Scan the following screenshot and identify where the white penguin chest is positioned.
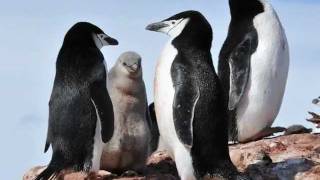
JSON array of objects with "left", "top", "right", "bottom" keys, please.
[
  {"left": 236, "top": 3, "right": 290, "bottom": 141},
  {"left": 154, "top": 42, "right": 176, "bottom": 108},
  {"left": 154, "top": 42, "right": 183, "bottom": 150}
]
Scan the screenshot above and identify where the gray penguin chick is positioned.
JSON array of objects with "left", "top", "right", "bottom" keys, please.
[{"left": 100, "top": 51, "right": 151, "bottom": 175}]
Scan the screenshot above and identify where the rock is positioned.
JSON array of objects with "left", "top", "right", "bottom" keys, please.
[
  {"left": 295, "top": 165, "right": 320, "bottom": 180},
  {"left": 24, "top": 134, "right": 320, "bottom": 180},
  {"left": 23, "top": 166, "right": 46, "bottom": 180},
  {"left": 230, "top": 133, "right": 320, "bottom": 179},
  {"left": 245, "top": 158, "right": 315, "bottom": 180},
  {"left": 284, "top": 125, "right": 312, "bottom": 135},
  {"left": 307, "top": 112, "right": 320, "bottom": 128}
]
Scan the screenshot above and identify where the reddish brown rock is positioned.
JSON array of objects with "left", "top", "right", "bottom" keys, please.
[
  {"left": 23, "top": 166, "right": 46, "bottom": 180},
  {"left": 230, "top": 133, "right": 320, "bottom": 179},
  {"left": 22, "top": 167, "right": 116, "bottom": 180}
]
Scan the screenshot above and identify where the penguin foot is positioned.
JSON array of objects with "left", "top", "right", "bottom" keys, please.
[
  {"left": 253, "top": 151, "right": 272, "bottom": 166},
  {"left": 258, "top": 126, "right": 286, "bottom": 138},
  {"left": 202, "top": 173, "right": 251, "bottom": 180},
  {"left": 121, "top": 170, "right": 139, "bottom": 177},
  {"left": 240, "top": 126, "right": 286, "bottom": 143}
]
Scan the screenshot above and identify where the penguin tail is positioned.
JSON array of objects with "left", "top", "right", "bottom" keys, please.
[
  {"left": 33, "top": 165, "right": 60, "bottom": 180},
  {"left": 34, "top": 151, "right": 65, "bottom": 180}
]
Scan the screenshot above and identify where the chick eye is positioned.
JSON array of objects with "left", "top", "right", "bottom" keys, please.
[{"left": 123, "top": 62, "right": 127, "bottom": 66}]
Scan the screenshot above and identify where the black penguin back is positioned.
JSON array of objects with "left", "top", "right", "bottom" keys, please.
[{"left": 218, "top": 0, "right": 264, "bottom": 140}]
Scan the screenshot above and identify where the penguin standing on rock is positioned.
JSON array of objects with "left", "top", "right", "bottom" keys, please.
[
  {"left": 146, "top": 11, "right": 242, "bottom": 180},
  {"left": 36, "top": 22, "right": 118, "bottom": 180},
  {"left": 218, "top": 0, "right": 290, "bottom": 143},
  {"left": 101, "top": 52, "right": 152, "bottom": 175}
]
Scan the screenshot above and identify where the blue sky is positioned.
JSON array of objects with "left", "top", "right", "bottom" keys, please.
[{"left": 0, "top": 0, "right": 319, "bottom": 179}]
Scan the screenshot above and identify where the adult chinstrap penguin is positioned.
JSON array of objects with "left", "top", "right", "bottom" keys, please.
[
  {"left": 146, "top": 10, "right": 242, "bottom": 180},
  {"left": 100, "top": 51, "right": 152, "bottom": 175},
  {"left": 35, "top": 22, "right": 118, "bottom": 180},
  {"left": 218, "top": 0, "right": 290, "bottom": 143}
]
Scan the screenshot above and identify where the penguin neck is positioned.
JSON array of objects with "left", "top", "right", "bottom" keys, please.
[
  {"left": 57, "top": 46, "right": 103, "bottom": 66},
  {"left": 229, "top": 0, "right": 264, "bottom": 19},
  {"left": 62, "top": 34, "right": 97, "bottom": 50},
  {"left": 171, "top": 30, "right": 212, "bottom": 51},
  {"left": 113, "top": 74, "right": 142, "bottom": 96}
]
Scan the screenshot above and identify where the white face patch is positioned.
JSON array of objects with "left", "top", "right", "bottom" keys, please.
[
  {"left": 157, "top": 18, "right": 190, "bottom": 38},
  {"left": 92, "top": 33, "right": 111, "bottom": 49}
]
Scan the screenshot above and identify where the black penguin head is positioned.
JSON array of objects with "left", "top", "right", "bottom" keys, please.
[
  {"left": 229, "top": 0, "right": 264, "bottom": 17},
  {"left": 62, "top": 22, "right": 118, "bottom": 49},
  {"left": 146, "top": 10, "right": 212, "bottom": 49},
  {"left": 116, "top": 51, "right": 142, "bottom": 78}
]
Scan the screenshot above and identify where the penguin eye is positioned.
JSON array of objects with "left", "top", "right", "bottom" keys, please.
[{"left": 172, "top": 21, "right": 176, "bottom": 25}]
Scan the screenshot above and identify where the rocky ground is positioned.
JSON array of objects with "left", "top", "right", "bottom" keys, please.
[
  {"left": 24, "top": 133, "right": 320, "bottom": 180},
  {"left": 230, "top": 133, "right": 320, "bottom": 180}
]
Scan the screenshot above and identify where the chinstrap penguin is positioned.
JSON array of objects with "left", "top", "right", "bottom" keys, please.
[
  {"left": 35, "top": 22, "right": 118, "bottom": 180},
  {"left": 146, "top": 10, "right": 243, "bottom": 180},
  {"left": 218, "top": 0, "right": 290, "bottom": 143},
  {"left": 100, "top": 51, "right": 152, "bottom": 175}
]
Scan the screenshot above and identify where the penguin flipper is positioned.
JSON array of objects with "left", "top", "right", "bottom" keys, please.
[
  {"left": 172, "top": 82, "right": 200, "bottom": 147},
  {"left": 44, "top": 100, "right": 54, "bottom": 153},
  {"left": 44, "top": 141, "right": 50, "bottom": 153},
  {"left": 44, "top": 129, "right": 51, "bottom": 153},
  {"left": 228, "top": 32, "right": 258, "bottom": 110},
  {"left": 90, "top": 79, "right": 114, "bottom": 143}
]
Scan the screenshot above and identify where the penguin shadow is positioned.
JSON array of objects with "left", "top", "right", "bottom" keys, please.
[
  {"left": 143, "top": 151, "right": 179, "bottom": 180},
  {"left": 243, "top": 153, "right": 315, "bottom": 180}
]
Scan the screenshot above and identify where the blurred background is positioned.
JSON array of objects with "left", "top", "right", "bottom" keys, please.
[{"left": 0, "top": 0, "right": 319, "bottom": 179}]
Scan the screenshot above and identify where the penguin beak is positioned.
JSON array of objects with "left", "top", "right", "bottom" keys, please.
[
  {"left": 104, "top": 36, "right": 119, "bottom": 45},
  {"left": 146, "top": 22, "right": 169, "bottom": 32},
  {"left": 130, "top": 63, "right": 139, "bottom": 72},
  {"left": 126, "top": 63, "right": 140, "bottom": 73}
]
